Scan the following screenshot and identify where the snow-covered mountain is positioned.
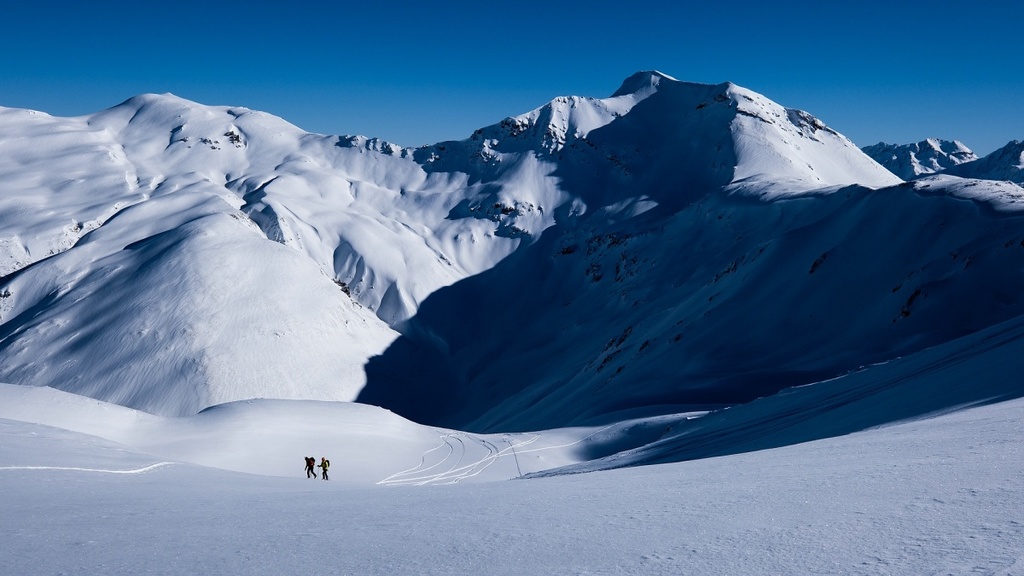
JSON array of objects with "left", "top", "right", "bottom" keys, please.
[
  {"left": 1, "top": 71, "right": 1022, "bottom": 440},
  {"left": 0, "top": 93, "right": 540, "bottom": 414},
  {"left": 4, "top": 71, "right": 1023, "bottom": 575},
  {"left": 863, "top": 138, "right": 1024, "bottom": 186},
  {"left": 946, "top": 139, "right": 1024, "bottom": 183},
  {"left": 861, "top": 138, "right": 977, "bottom": 180}
]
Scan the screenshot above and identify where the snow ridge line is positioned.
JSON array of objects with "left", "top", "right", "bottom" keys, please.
[{"left": 0, "top": 462, "right": 176, "bottom": 474}]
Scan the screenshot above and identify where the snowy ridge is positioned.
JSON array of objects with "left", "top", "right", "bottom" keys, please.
[
  {"left": 723, "top": 83, "right": 901, "bottom": 195},
  {"left": 947, "top": 139, "right": 1024, "bottom": 184},
  {"left": 452, "top": 71, "right": 899, "bottom": 205},
  {"left": 864, "top": 138, "right": 1024, "bottom": 186},
  {"left": 862, "top": 138, "right": 977, "bottom": 180}
]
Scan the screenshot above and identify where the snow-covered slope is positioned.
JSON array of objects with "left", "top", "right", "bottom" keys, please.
[
  {"left": 544, "top": 301, "right": 1024, "bottom": 473},
  {"left": 947, "top": 139, "right": 1024, "bottom": 184},
  {"left": 0, "top": 382, "right": 647, "bottom": 483},
  {"left": 862, "top": 138, "right": 977, "bottom": 180},
  {"left": 0, "top": 95, "right": 543, "bottom": 415},
  {"left": 0, "top": 198, "right": 396, "bottom": 414},
  {"left": 360, "top": 175, "right": 1024, "bottom": 431},
  {"left": 2, "top": 384, "right": 1022, "bottom": 574},
  {"left": 0, "top": 94, "right": 530, "bottom": 323}
]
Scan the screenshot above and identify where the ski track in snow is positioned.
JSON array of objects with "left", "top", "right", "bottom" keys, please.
[
  {"left": 0, "top": 462, "right": 175, "bottom": 475},
  {"left": 377, "top": 432, "right": 511, "bottom": 486},
  {"left": 379, "top": 425, "right": 616, "bottom": 486}
]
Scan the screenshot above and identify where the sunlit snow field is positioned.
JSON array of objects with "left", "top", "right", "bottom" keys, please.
[{"left": 1, "top": 384, "right": 1022, "bottom": 575}]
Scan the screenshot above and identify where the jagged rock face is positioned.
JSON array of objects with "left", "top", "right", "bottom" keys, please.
[
  {"left": 0, "top": 72, "right": 1021, "bottom": 425},
  {"left": 862, "top": 138, "right": 977, "bottom": 180}
]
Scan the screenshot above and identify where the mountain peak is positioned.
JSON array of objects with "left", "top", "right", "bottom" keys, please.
[
  {"left": 862, "top": 139, "right": 977, "bottom": 180},
  {"left": 946, "top": 139, "right": 1024, "bottom": 184},
  {"left": 611, "top": 70, "right": 679, "bottom": 98},
  {"left": 117, "top": 92, "right": 187, "bottom": 107},
  {"left": 461, "top": 74, "right": 897, "bottom": 200}
]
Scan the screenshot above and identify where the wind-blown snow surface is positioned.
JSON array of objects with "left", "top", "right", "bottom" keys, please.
[{"left": 1, "top": 387, "right": 1021, "bottom": 574}]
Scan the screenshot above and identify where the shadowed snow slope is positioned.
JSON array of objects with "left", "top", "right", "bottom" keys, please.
[
  {"left": 360, "top": 177, "right": 1024, "bottom": 431},
  {"left": 540, "top": 306, "right": 1024, "bottom": 473}
]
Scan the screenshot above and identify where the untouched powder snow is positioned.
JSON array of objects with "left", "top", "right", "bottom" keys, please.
[{"left": 3, "top": 280, "right": 1023, "bottom": 571}]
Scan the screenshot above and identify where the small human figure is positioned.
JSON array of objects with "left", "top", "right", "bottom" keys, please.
[
  {"left": 305, "top": 456, "right": 317, "bottom": 479},
  {"left": 319, "top": 457, "right": 330, "bottom": 481}
]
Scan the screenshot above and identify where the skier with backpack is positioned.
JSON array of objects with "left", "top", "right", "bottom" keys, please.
[
  {"left": 319, "top": 457, "right": 330, "bottom": 481},
  {"left": 304, "top": 456, "right": 317, "bottom": 479}
]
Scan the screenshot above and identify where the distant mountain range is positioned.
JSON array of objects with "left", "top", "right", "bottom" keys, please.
[
  {"left": 2, "top": 71, "right": 1023, "bottom": 441},
  {"left": 863, "top": 138, "right": 1024, "bottom": 183}
]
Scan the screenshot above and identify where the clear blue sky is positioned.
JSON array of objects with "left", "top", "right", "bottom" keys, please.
[{"left": 2, "top": 1, "right": 1021, "bottom": 154}]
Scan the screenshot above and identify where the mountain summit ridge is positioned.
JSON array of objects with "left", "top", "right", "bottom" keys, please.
[
  {"left": 862, "top": 139, "right": 978, "bottom": 180},
  {"left": 610, "top": 69, "right": 680, "bottom": 98},
  {"left": 947, "top": 139, "right": 1024, "bottom": 183}
]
